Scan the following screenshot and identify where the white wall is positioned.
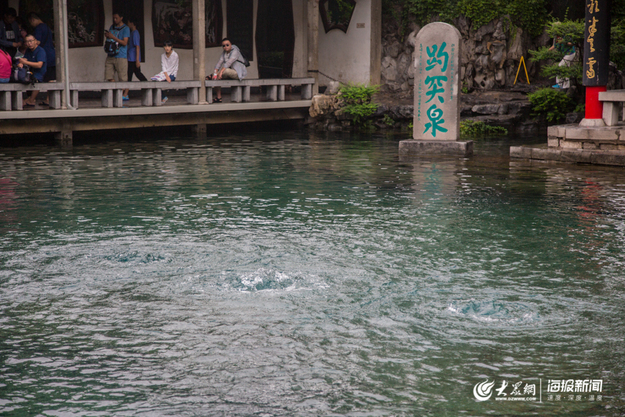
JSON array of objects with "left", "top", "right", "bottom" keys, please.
[{"left": 318, "top": 0, "right": 373, "bottom": 86}]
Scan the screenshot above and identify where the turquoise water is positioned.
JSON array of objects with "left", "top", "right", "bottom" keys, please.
[{"left": 0, "top": 130, "right": 624, "bottom": 416}]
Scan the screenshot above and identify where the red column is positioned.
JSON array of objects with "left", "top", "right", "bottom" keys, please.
[{"left": 585, "top": 85, "right": 606, "bottom": 119}]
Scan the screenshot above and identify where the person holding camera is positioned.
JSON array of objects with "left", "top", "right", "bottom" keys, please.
[
  {"left": 104, "top": 12, "right": 129, "bottom": 84},
  {"left": 17, "top": 34, "right": 46, "bottom": 107}
]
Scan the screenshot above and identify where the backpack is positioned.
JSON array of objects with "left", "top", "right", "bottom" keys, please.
[
  {"left": 11, "top": 65, "right": 34, "bottom": 84},
  {"left": 238, "top": 51, "right": 250, "bottom": 67},
  {"left": 104, "top": 24, "right": 126, "bottom": 56},
  {"left": 104, "top": 39, "right": 120, "bottom": 56}
]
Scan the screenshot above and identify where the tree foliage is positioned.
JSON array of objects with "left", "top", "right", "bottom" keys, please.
[
  {"left": 384, "top": 0, "right": 548, "bottom": 38},
  {"left": 528, "top": 19, "right": 584, "bottom": 84}
]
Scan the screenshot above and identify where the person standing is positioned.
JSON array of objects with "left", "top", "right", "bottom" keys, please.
[
  {"left": 17, "top": 34, "right": 46, "bottom": 107},
  {"left": 15, "top": 18, "right": 28, "bottom": 58},
  {"left": 549, "top": 35, "right": 576, "bottom": 89},
  {"left": 104, "top": 12, "right": 129, "bottom": 83},
  {"left": 123, "top": 16, "right": 147, "bottom": 101},
  {"left": 0, "top": 8, "right": 23, "bottom": 59},
  {"left": 27, "top": 12, "right": 56, "bottom": 82}
]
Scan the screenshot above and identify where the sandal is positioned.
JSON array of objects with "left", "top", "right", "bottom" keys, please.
[{"left": 213, "top": 97, "right": 222, "bottom": 103}]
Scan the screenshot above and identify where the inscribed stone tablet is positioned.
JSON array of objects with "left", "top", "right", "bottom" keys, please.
[{"left": 413, "top": 22, "right": 461, "bottom": 141}]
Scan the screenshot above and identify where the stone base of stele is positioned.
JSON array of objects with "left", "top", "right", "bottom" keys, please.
[{"left": 399, "top": 140, "right": 473, "bottom": 157}]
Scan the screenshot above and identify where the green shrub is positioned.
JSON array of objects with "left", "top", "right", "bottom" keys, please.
[
  {"left": 528, "top": 87, "right": 573, "bottom": 122},
  {"left": 459, "top": 120, "right": 508, "bottom": 138},
  {"left": 382, "top": 114, "right": 396, "bottom": 126},
  {"left": 339, "top": 84, "right": 379, "bottom": 128},
  {"left": 342, "top": 103, "right": 379, "bottom": 125},
  {"left": 339, "top": 83, "right": 379, "bottom": 104}
]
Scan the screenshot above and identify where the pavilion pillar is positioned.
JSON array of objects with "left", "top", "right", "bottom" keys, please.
[
  {"left": 307, "top": 0, "right": 319, "bottom": 95},
  {"left": 52, "top": 0, "right": 67, "bottom": 109},
  {"left": 370, "top": 0, "right": 382, "bottom": 85},
  {"left": 193, "top": 0, "right": 207, "bottom": 104},
  {"left": 580, "top": 0, "right": 611, "bottom": 127}
]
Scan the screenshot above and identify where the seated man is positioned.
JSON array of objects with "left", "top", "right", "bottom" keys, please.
[
  {"left": 17, "top": 34, "right": 46, "bottom": 107},
  {"left": 209, "top": 38, "right": 247, "bottom": 103}
]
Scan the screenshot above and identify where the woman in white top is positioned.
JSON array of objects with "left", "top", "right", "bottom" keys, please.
[{"left": 151, "top": 40, "right": 179, "bottom": 103}]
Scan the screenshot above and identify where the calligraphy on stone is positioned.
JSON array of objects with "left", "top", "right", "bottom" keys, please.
[{"left": 423, "top": 42, "right": 449, "bottom": 137}]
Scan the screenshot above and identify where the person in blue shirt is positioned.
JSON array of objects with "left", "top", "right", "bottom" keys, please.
[
  {"left": 104, "top": 12, "right": 130, "bottom": 82},
  {"left": 17, "top": 34, "right": 46, "bottom": 107},
  {"left": 122, "top": 16, "right": 147, "bottom": 101},
  {"left": 27, "top": 12, "right": 56, "bottom": 82}
]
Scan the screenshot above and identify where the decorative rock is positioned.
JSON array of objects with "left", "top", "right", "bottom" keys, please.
[
  {"left": 325, "top": 81, "right": 340, "bottom": 95},
  {"left": 490, "top": 41, "right": 507, "bottom": 67},
  {"left": 495, "top": 69, "right": 506, "bottom": 85},
  {"left": 386, "top": 42, "right": 403, "bottom": 59},
  {"left": 381, "top": 56, "right": 397, "bottom": 82},
  {"left": 507, "top": 27, "right": 524, "bottom": 61},
  {"left": 406, "top": 29, "right": 420, "bottom": 49},
  {"left": 454, "top": 16, "right": 470, "bottom": 37},
  {"left": 475, "top": 20, "right": 496, "bottom": 42},
  {"left": 472, "top": 104, "right": 502, "bottom": 115},
  {"left": 327, "top": 123, "right": 343, "bottom": 132},
  {"left": 396, "top": 53, "right": 412, "bottom": 82},
  {"left": 492, "top": 20, "right": 506, "bottom": 41},
  {"left": 565, "top": 112, "right": 584, "bottom": 124},
  {"left": 309, "top": 94, "right": 338, "bottom": 118}
]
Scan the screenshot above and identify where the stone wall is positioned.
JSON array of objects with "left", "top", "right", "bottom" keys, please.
[{"left": 381, "top": 16, "right": 551, "bottom": 94}]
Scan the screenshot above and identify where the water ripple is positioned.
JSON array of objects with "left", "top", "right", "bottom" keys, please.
[{"left": 0, "top": 133, "right": 624, "bottom": 415}]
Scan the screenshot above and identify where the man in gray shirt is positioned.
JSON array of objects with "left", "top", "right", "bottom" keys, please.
[{"left": 209, "top": 38, "right": 247, "bottom": 103}]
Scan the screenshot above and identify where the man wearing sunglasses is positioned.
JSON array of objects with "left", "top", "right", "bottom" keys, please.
[{"left": 209, "top": 38, "right": 247, "bottom": 103}]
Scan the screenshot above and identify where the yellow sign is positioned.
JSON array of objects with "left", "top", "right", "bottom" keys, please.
[{"left": 514, "top": 56, "right": 530, "bottom": 85}]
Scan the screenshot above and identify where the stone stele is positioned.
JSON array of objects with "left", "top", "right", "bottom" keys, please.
[{"left": 400, "top": 22, "right": 472, "bottom": 156}]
